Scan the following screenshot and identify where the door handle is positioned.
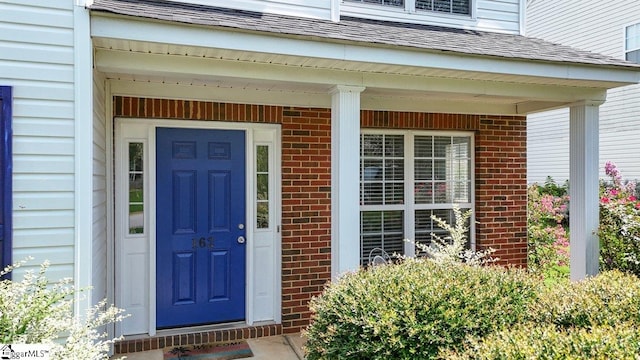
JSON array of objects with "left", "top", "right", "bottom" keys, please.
[{"left": 237, "top": 236, "right": 246, "bottom": 244}]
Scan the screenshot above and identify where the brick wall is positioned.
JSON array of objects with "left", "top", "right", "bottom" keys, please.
[{"left": 114, "top": 97, "right": 527, "bottom": 335}]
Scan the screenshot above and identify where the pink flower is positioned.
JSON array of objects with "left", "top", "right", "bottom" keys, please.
[
  {"left": 601, "top": 197, "right": 610, "bottom": 204},
  {"left": 610, "top": 189, "right": 619, "bottom": 196},
  {"left": 629, "top": 196, "right": 638, "bottom": 202}
]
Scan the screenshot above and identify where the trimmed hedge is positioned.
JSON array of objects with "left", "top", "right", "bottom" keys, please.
[
  {"left": 445, "top": 323, "right": 640, "bottom": 360},
  {"left": 305, "top": 259, "right": 540, "bottom": 360},
  {"left": 306, "top": 261, "right": 640, "bottom": 359},
  {"left": 531, "top": 270, "right": 640, "bottom": 328}
]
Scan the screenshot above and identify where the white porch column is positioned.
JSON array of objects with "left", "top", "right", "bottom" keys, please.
[
  {"left": 330, "top": 85, "right": 365, "bottom": 279},
  {"left": 569, "top": 102, "right": 601, "bottom": 280}
]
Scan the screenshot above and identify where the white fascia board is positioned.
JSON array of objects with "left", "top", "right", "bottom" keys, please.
[
  {"left": 90, "top": 14, "right": 640, "bottom": 86},
  {"left": 96, "top": 49, "right": 608, "bottom": 103}
]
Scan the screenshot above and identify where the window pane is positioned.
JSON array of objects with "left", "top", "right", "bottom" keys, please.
[
  {"left": 256, "top": 145, "right": 268, "bottom": 172},
  {"left": 257, "top": 174, "right": 268, "bottom": 200},
  {"left": 434, "top": 0, "right": 451, "bottom": 12},
  {"left": 256, "top": 145, "right": 270, "bottom": 229},
  {"left": 434, "top": 182, "right": 448, "bottom": 203},
  {"left": 434, "top": 159, "right": 447, "bottom": 180},
  {"left": 128, "top": 142, "right": 144, "bottom": 234},
  {"left": 385, "top": 135, "right": 404, "bottom": 157},
  {"left": 452, "top": 0, "right": 469, "bottom": 14},
  {"left": 627, "top": 49, "right": 640, "bottom": 64},
  {"left": 360, "top": 210, "right": 404, "bottom": 265},
  {"left": 415, "top": 181, "right": 433, "bottom": 204},
  {"left": 257, "top": 202, "right": 269, "bottom": 229},
  {"left": 415, "top": 159, "right": 433, "bottom": 180},
  {"left": 416, "top": 0, "right": 433, "bottom": 11},
  {"left": 434, "top": 136, "right": 451, "bottom": 157},
  {"left": 362, "top": 134, "right": 383, "bottom": 157},
  {"left": 415, "top": 209, "right": 470, "bottom": 249},
  {"left": 385, "top": 182, "right": 404, "bottom": 204},
  {"left": 415, "top": 136, "right": 433, "bottom": 157},
  {"left": 385, "top": 159, "right": 404, "bottom": 181},
  {"left": 360, "top": 134, "right": 405, "bottom": 206}
]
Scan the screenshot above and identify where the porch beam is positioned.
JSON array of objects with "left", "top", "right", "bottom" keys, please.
[
  {"left": 330, "top": 85, "right": 365, "bottom": 278},
  {"left": 569, "top": 102, "right": 602, "bottom": 280},
  {"left": 109, "top": 79, "right": 526, "bottom": 115}
]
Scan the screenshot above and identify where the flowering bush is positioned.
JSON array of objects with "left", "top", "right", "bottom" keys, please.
[
  {"left": 599, "top": 161, "right": 640, "bottom": 276},
  {"left": 0, "top": 259, "right": 127, "bottom": 360},
  {"left": 410, "top": 206, "right": 496, "bottom": 266},
  {"left": 527, "top": 178, "right": 570, "bottom": 281}
]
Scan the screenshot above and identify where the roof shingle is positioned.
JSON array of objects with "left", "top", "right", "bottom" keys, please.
[{"left": 89, "top": 0, "right": 639, "bottom": 69}]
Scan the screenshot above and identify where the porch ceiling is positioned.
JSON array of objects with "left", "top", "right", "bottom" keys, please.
[{"left": 94, "top": 38, "right": 600, "bottom": 116}]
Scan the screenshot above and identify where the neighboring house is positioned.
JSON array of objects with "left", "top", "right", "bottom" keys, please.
[
  {"left": 527, "top": 0, "right": 640, "bottom": 183},
  {"left": 1, "top": 0, "right": 639, "bottom": 355}
]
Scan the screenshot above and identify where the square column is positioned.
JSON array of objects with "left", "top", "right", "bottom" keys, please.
[
  {"left": 569, "top": 102, "right": 601, "bottom": 280},
  {"left": 330, "top": 85, "right": 365, "bottom": 279}
]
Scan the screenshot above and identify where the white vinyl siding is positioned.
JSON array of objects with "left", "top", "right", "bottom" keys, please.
[
  {"left": 0, "top": 0, "right": 76, "bottom": 280},
  {"left": 341, "top": 0, "right": 521, "bottom": 34},
  {"left": 526, "top": 0, "right": 640, "bottom": 183},
  {"left": 92, "top": 70, "right": 108, "bottom": 304}
]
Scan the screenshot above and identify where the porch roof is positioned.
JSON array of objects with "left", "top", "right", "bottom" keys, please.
[
  {"left": 89, "top": 0, "right": 637, "bottom": 70},
  {"left": 88, "top": 0, "right": 640, "bottom": 115}
]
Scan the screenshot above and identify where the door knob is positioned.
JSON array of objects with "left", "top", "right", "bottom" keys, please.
[{"left": 237, "top": 236, "right": 246, "bottom": 244}]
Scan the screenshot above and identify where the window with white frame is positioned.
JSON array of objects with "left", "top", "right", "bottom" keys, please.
[
  {"left": 360, "top": 131, "right": 473, "bottom": 265},
  {"left": 345, "top": 0, "right": 471, "bottom": 15},
  {"left": 626, "top": 23, "right": 640, "bottom": 63}
]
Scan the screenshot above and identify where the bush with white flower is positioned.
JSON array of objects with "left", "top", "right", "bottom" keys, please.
[{"left": 0, "top": 259, "right": 127, "bottom": 360}]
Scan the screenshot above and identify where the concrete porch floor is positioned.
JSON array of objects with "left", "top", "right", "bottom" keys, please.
[{"left": 113, "top": 334, "right": 306, "bottom": 360}]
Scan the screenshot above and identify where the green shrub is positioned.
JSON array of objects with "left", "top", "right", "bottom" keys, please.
[
  {"left": 531, "top": 270, "right": 640, "bottom": 328},
  {"left": 304, "top": 259, "right": 540, "bottom": 360},
  {"left": 444, "top": 323, "right": 640, "bottom": 360},
  {"left": 0, "top": 259, "right": 127, "bottom": 360}
]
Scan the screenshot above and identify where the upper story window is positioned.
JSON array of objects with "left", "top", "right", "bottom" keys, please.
[
  {"left": 416, "top": 0, "right": 470, "bottom": 15},
  {"left": 346, "top": 0, "right": 471, "bottom": 15},
  {"left": 625, "top": 23, "right": 640, "bottom": 63}
]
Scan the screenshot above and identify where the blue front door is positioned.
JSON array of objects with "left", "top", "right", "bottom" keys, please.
[{"left": 156, "top": 127, "right": 246, "bottom": 328}]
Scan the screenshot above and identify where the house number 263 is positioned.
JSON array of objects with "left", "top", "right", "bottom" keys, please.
[{"left": 192, "top": 236, "right": 214, "bottom": 249}]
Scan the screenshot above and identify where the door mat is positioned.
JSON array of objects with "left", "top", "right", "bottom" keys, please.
[{"left": 164, "top": 342, "right": 253, "bottom": 360}]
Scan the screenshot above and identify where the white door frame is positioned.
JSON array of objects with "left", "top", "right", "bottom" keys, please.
[{"left": 114, "top": 117, "right": 282, "bottom": 336}]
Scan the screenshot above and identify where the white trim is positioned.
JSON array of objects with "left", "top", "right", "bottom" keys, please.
[
  {"left": 114, "top": 117, "right": 281, "bottom": 335},
  {"left": 569, "top": 103, "right": 600, "bottom": 280},
  {"left": 73, "top": 4, "right": 94, "bottom": 315},
  {"left": 105, "top": 79, "right": 116, "bottom": 339},
  {"left": 519, "top": 0, "right": 526, "bottom": 35},
  {"left": 331, "top": 85, "right": 365, "bottom": 278}
]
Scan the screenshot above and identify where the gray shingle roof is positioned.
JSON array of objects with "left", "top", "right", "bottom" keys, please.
[{"left": 89, "top": 0, "right": 639, "bottom": 69}]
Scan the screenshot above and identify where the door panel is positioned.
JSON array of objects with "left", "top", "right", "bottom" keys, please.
[{"left": 156, "top": 127, "right": 246, "bottom": 328}]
